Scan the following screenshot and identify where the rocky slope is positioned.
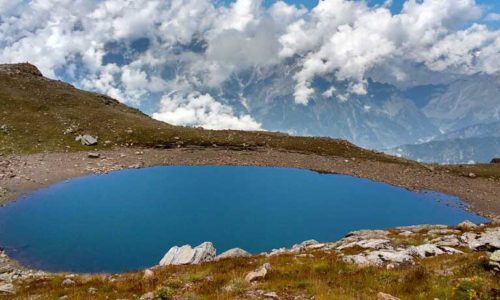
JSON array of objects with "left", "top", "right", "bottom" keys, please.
[{"left": 2, "top": 222, "right": 499, "bottom": 299}]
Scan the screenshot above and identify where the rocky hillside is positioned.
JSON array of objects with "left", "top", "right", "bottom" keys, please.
[
  {"left": 0, "top": 63, "right": 403, "bottom": 164},
  {"left": 2, "top": 221, "right": 499, "bottom": 299}
]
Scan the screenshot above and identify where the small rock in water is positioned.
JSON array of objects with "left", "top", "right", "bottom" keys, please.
[
  {"left": 245, "top": 263, "right": 272, "bottom": 282},
  {"left": 159, "top": 242, "right": 216, "bottom": 265},
  {"left": 377, "top": 292, "right": 401, "bottom": 300},
  {"left": 215, "top": 248, "right": 251, "bottom": 260}
]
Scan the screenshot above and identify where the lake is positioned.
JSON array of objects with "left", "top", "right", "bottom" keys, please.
[{"left": 0, "top": 166, "right": 488, "bottom": 273}]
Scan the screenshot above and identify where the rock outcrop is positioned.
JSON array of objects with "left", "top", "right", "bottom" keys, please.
[
  {"left": 76, "top": 135, "right": 98, "bottom": 146},
  {"left": 245, "top": 263, "right": 272, "bottom": 282},
  {"left": 215, "top": 248, "right": 251, "bottom": 261},
  {"left": 159, "top": 242, "right": 216, "bottom": 266}
]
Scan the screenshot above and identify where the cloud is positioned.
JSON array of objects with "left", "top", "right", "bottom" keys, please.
[
  {"left": 0, "top": 0, "right": 499, "bottom": 119},
  {"left": 485, "top": 13, "right": 500, "bottom": 22},
  {"left": 152, "top": 92, "right": 262, "bottom": 130}
]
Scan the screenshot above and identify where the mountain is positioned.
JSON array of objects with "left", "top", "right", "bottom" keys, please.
[
  {"left": 388, "top": 137, "right": 500, "bottom": 164},
  {"left": 433, "top": 121, "right": 500, "bottom": 141},
  {"left": 0, "top": 62, "right": 402, "bottom": 164},
  {"left": 206, "top": 63, "right": 438, "bottom": 150}
]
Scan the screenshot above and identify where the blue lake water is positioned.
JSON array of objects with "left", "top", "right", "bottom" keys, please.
[{"left": 0, "top": 166, "right": 488, "bottom": 273}]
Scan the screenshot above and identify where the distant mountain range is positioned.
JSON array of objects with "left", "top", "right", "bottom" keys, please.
[{"left": 191, "top": 61, "right": 499, "bottom": 163}]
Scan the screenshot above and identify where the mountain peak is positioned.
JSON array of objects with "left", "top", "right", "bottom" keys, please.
[{"left": 0, "top": 62, "right": 43, "bottom": 77}]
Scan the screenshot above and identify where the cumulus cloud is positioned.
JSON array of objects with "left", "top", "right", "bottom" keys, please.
[
  {"left": 152, "top": 92, "right": 262, "bottom": 130},
  {"left": 0, "top": 0, "right": 499, "bottom": 121}
]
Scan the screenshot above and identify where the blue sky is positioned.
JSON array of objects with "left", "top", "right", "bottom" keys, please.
[{"left": 222, "top": 0, "right": 500, "bottom": 15}]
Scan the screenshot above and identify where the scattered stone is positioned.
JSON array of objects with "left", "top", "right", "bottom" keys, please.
[
  {"left": 75, "top": 135, "right": 98, "bottom": 146},
  {"left": 139, "top": 292, "right": 155, "bottom": 300},
  {"left": 143, "top": 269, "right": 154, "bottom": 279},
  {"left": 87, "top": 152, "right": 100, "bottom": 159},
  {"left": 58, "top": 296, "right": 68, "bottom": 300},
  {"left": 463, "top": 227, "right": 500, "bottom": 251},
  {"left": 337, "top": 239, "right": 391, "bottom": 250},
  {"left": 457, "top": 220, "right": 477, "bottom": 230},
  {"left": 489, "top": 250, "right": 500, "bottom": 272},
  {"left": 159, "top": 242, "right": 216, "bottom": 266},
  {"left": 245, "top": 263, "right": 272, "bottom": 282},
  {"left": 0, "top": 283, "right": 15, "bottom": 294},
  {"left": 88, "top": 287, "right": 97, "bottom": 294},
  {"left": 407, "top": 244, "right": 462, "bottom": 258},
  {"left": 468, "top": 172, "right": 477, "bottom": 178},
  {"left": 431, "top": 235, "right": 463, "bottom": 247},
  {"left": 215, "top": 248, "right": 251, "bottom": 260},
  {"left": 377, "top": 292, "right": 400, "bottom": 300},
  {"left": 61, "top": 278, "right": 75, "bottom": 287},
  {"left": 264, "top": 291, "right": 280, "bottom": 299}
]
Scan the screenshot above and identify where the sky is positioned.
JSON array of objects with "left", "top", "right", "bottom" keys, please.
[{"left": 1, "top": 0, "right": 500, "bottom": 130}]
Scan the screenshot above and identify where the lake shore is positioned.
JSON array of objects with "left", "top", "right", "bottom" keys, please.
[{"left": 1, "top": 147, "right": 499, "bottom": 218}]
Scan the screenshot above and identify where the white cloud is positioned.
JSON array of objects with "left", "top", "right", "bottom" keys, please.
[
  {"left": 0, "top": 0, "right": 499, "bottom": 118},
  {"left": 485, "top": 13, "right": 500, "bottom": 22},
  {"left": 152, "top": 92, "right": 262, "bottom": 130}
]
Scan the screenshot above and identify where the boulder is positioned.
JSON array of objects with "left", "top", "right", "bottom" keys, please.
[
  {"left": 215, "top": 248, "right": 251, "bottom": 260},
  {"left": 463, "top": 227, "right": 500, "bottom": 251},
  {"left": 61, "top": 278, "right": 75, "bottom": 287},
  {"left": 407, "top": 244, "right": 462, "bottom": 258},
  {"left": 431, "top": 235, "right": 464, "bottom": 247},
  {"left": 377, "top": 292, "right": 400, "bottom": 300},
  {"left": 245, "top": 263, "right": 272, "bottom": 282},
  {"left": 159, "top": 242, "right": 216, "bottom": 266},
  {"left": 490, "top": 158, "right": 500, "bottom": 164},
  {"left": 0, "top": 283, "right": 15, "bottom": 295},
  {"left": 344, "top": 250, "right": 413, "bottom": 266},
  {"left": 76, "top": 135, "right": 98, "bottom": 146},
  {"left": 264, "top": 291, "right": 279, "bottom": 299},
  {"left": 489, "top": 250, "right": 500, "bottom": 272},
  {"left": 457, "top": 220, "right": 477, "bottom": 230},
  {"left": 139, "top": 292, "right": 155, "bottom": 300},
  {"left": 337, "top": 239, "right": 391, "bottom": 250},
  {"left": 87, "top": 152, "right": 100, "bottom": 159},
  {"left": 143, "top": 269, "right": 154, "bottom": 279}
]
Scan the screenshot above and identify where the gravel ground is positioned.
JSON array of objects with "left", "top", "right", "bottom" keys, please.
[{"left": 1, "top": 147, "right": 499, "bottom": 218}]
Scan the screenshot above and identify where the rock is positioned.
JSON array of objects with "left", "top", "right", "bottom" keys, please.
[
  {"left": 159, "top": 242, "right": 216, "bottom": 266},
  {"left": 377, "top": 292, "right": 400, "bottom": 300},
  {"left": 491, "top": 158, "right": 500, "bottom": 164},
  {"left": 468, "top": 172, "right": 477, "bottom": 178},
  {"left": 143, "top": 269, "right": 154, "bottom": 279},
  {"left": 61, "top": 278, "right": 75, "bottom": 287},
  {"left": 0, "top": 283, "right": 15, "bottom": 294},
  {"left": 344, "top": 250, "right": 413, "bottom": 266},
  {"left": 464, "top": 227, "right": 500, "bottom": 251},
  {"left": 395, "top": 224, "right": 447, "bottom": 233},
  {"left": 337, "top": 239, "right": 391, "bottom": 250},
  {"left": 139, "top": 292, "right": 155, "bottom": 300},
  {"left": 457, "top": 220, "right": 477, "bottom": 230},
  {"left": 431, "top": 235, "right": 464, "bottom": 247},
  {"left": 215, "top": 248, "right": 251, "bottom": 260},
  {"left": 489, "top": 250, "right": 500, "bottom": 272},
  {"left": 75, "top": 135, "right": 98, "bottom": 146},
  {"left": 264, "top": 291, "right": 280, "bottom": 299},
  {"left": 88, "top": 287, "right": 97, "bottom": 294},
  {"left": 87, "top": 152, "right": 100, "bottom": 159},
  {"left": 407, "top": 244, "right": 462, "bottom": 258},
  {"left": 245, "top": 263, "right": 272, "bottom": 282}
]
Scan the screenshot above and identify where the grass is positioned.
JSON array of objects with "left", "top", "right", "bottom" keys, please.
[
  {"left": 2, "top": 63, "right": 499, "bottom": 179},
  {"left": 9, "top": 250, "right": 499, "bottom": 299}
]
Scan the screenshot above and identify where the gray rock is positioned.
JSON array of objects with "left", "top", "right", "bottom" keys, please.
[
  {"left": 431, "top": 235, "right": 464, "bottom": 247},
  {"left": 264, "top": 291, "right": 280, "bottom": 299},
  {"left": 395, "top": 224, "right": 448, "bottom": 233},
  {"left": 344, "top": 250, "right": 413, "bottom": 266},
  {"left": 337, "top": 239, "right": 391, "bottom": 250},
  {"left": 87, "top": 152, "right": 100, "bottom": 159},
  {"left": 407, "top": 244, "right": 462, "bottom": 258},
  {"left": 139, "top": 292, "right": 155, "bottom": 300},
  {"left": 377, "top": 292, "right": 400, "bottom": 300},
  {"left": 75, "top": 135, "right": 98, "bottom": 146},
  {"left": 159, "top": 242, "right": 216, "bottom": 266},
  {"left": 0, "top": 283, "right": 15, "bottom": 294},
  {"left": 457, "top": 220, "right": 477, "bottom": 230},
  {"left": 61, "top": 278, "right": 75, "bottom": 287},
  {"left": 143, "top": 269, "right": 154, "bottom": 279},
  {"left": 245, "top": 263, "right": 272, "bottom": 282},
  {"left": 490, "top": 251, "right": 500, "bottom": 272},
  {"left": 464, "top": 227, "right": 500, "bottom": 251},
  {"left": 215, "top": 248, "right": 251, "bottom": 260}
]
